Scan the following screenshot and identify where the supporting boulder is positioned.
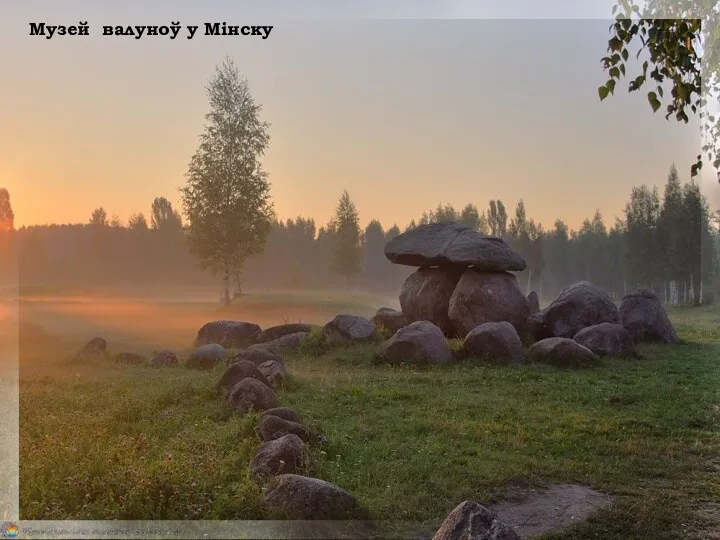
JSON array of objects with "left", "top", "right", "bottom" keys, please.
[
  {"left": 448, "top": 270, "right": 530, "bottom": 338},
  {"left": 400, "top": 267, "right": 463, "bottom": 336}
]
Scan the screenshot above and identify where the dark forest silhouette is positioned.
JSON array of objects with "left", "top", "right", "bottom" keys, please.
[{"left": 1, "top": 164, "right": 718, "bottom": 305}]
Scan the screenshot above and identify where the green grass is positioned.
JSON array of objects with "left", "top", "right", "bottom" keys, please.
[{"left": 15, "top": 298, "right": 720, "bottom": 539}]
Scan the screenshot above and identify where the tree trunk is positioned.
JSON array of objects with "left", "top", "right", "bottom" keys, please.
[
  {"left": 234, "top": 269, "right": 243, "bottom": 298},
  {"left": 526, "top": 268, "right": 533, "bottom": 295},
  {"left": 223, "top": 266, "right": 231, "bottom": 306}
]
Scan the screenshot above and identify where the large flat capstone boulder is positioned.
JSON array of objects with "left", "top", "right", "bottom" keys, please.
[{"left": 384, "top": 222, "right": 527, "bottom": 271}]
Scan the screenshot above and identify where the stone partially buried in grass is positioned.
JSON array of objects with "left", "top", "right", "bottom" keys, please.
[
  {"left": 264, "top": 474, "right": 363, "bottom": 520},
  {"left": 256, "top": 323, "right": 314, "bottom": 343},
  {"left": 227, "top": 377, "right": 278, "bottom": 415},
  {"left": 229, "top": 347, "right": 281, "bottom": 367},
  {"left": 150, "top": 349, "right": 178, "bottom": 367},
  {"left": 256, "top": 414, "right": 310, "bottom": 442},
  {"left": 73, "top": 337, "right": 108, "bottom": 361},
  {"left": 375, "top": 320, "right": 452, "bottom": 366},
  {"left": 257, "top": 358, "right": 287, "bottom": 386},
  {"left": 194, "top": 320, "right": 261, "bottom": 349},
  {"left": 216, "top": 360, "right": 272, "bottom": 396},
  {"left": 186, "top": 344, "right": 229, "bottom": 370},
  {"left": 619, "top": 289, "right": 680, "bottom": 344},
  {"left": 370, "top": 307, "right": 407, "bottom": 334},
  {"left": 248, "top": 332, "right": 308, "bottom": 355},
  {"left": 432, "top": 500, "right": 519, "bottom": 540},
  {"left": 322, "top": 314, "right": 376, "bottom": 344},
  {"left": 261, "top": 407, "right": 302, "bottom": 424},
  {"left": 527, "top": 337, "right": 600, "bottom": 369},
  {"left": 462, "top": 321, "right": 525, "bottom": 365},
  {"left": 573, "top": 322, "right": 637, "bottom": 358},
  {"left": 250, "top": 434, "right": 305, "bottom": 479}
]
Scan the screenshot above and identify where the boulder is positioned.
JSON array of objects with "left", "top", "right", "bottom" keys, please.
[
  {"left": 75, "top": 337, "right": 107, "bottom": 359},
  {"left": 462, "top": 322, "right": 524, "bottom": 364},
  {"left": 228, "top": 347, "right": 281, "bottom": 367},
  {"left": 258, "top": 358, "right": 287, "bottom": 386},
  {"left": 257, "top": 414, "right": 310, "bottom": 442},
  {"left": 433, "top": 500, "right": 519, "bottom": 540},
  {"left": 526, "top": 311, "right": 553, "bottom": 342},
  {"left": 448, "top": 270, "right": 530, "bottom": 338},
  {"left": 619, "top": 289, "right": 680, "bottom": 344},
  {"left": 250, "top": 434, "right": 305, "bottom": 479},
  {"left": 540, "top": 281, "right": 619, "bottom": 338},
  {"left": 216, "top": 360, "right": 272, "bottom": 396},
  {"left": 150, "top": 349, "right": 178, "bottom": 367},
  {"left": 186, "top": 344, "right": 228, "bottom": 370},
  {"left": 227, "top": 378, "right": 278, "bottom": 415},
  {"left": 322, "top": 314, "right": 376, "bottom": 344},
  {"left": 384, "top": 222, "right": 526, "bottom": 271},
  {"left": 400, "top": 267, "right": 464, "bottom": 336},
  {"left": 194, "top": 320, "right": 261, "bottom": 349},
  {"left": 527, "top": 337, "right": 601, "bottom": 369},
  {"left": 261, "top": 407, "right": 302, "bottom": 424},
  {"left": 375, "top": 321, "right": 452, "bottom": 366},
  {"left": 573, "top": 323, "right": 637, "bottom": 358},
  {"left": 370, "top": 307, "right": 407, "bottom": 334},
  {"left": 248, "top": 332, "right": 308, "bottom": 355},
  {"left": 256, "top": 324, "right": 314, "bottom": 343},
  {"left": 264, "top": 474, "right": 362, "bottom": 520}
]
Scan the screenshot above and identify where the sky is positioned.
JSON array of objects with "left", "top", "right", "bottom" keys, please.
[{"left": 2, "top": 0, "right": 718, "bottom": 232}]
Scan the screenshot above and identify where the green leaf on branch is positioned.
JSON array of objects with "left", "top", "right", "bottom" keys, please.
[
  {"left": 598, "top": 85, "right": 610, "bottom": 100},
  {"left": 647, "top": 91, "right": 661, "bottom": 112}
]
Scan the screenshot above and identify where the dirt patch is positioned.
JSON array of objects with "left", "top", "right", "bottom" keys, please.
[{"left": 487, "top": 483, "right": 611, "bottom": 538}]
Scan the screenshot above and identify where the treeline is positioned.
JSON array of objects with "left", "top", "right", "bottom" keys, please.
[{"left": 2, "top": 165, "right": 719, "bottom": 304}]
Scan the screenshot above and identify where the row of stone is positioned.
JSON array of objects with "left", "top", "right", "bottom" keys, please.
[{"left": 214, "top": 340, "right": 366, "bottom": 520}]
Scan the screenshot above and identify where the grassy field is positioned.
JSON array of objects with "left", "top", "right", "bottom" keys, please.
[{"left": 9, "top": 292, "right": 720, "bottom": 538}]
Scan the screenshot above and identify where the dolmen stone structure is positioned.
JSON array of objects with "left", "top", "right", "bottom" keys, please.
[{"left": 384, "top": 222, "right": 530, "bottom": 338}]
